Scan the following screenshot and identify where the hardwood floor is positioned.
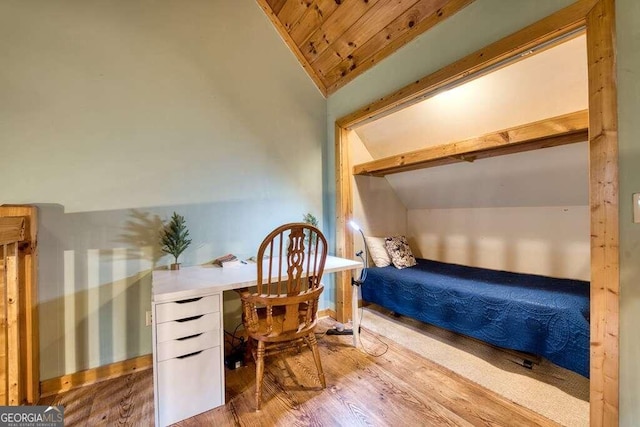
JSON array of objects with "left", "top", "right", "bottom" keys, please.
[{"left": 39, "top": 324, "right": 559, "bottom": 426}]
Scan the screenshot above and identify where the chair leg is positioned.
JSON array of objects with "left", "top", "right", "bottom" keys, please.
[
  {"left": 307, "top": 333, "right": 326, "bottom": 388},
  {"left": 255, "top": 340, "right": 266, "bottom": 411}
]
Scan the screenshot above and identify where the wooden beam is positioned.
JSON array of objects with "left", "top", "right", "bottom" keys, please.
[
  {"left": 0, "top": 218, "right": 25, "bottom": 246},
  {"left": 256, "top": 0, "right": 328, "bottom": 97},
  {"left": 335, "top": 125, "right": 354, "bottom": 324},
  {"left": 5, "top": 243, "right": 20, "bottom": 405},
  {"left": 353, "top": 110, "right": 589, "bottom": 177},
  {"left": 0, "top": 248, "right": 5, "bottom": 405},
  {"left": 586, "top": 0, "right": 619, "bottom": 425},
  {"left": 0, "top": 206, "right": 38, "bottom": 404},
  {"left": 337, "top": 0, "right": 598, "bottom": 129}
]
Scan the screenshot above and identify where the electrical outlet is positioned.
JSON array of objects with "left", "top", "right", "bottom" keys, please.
[
  {"left": 145, "top": 310, "right": 152, "bottom": 326},
  {"left": 634, "top": 193, "right": 640, "bottom": 223}
]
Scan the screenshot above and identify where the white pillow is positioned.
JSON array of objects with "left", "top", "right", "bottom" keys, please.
[{"left": 364, "top": 236, "right": 392, "bottom": 267}]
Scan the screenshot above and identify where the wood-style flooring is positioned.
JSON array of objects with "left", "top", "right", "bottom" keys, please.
[{"left": 39, "top": 324, "right": 559, "bottom": 426}]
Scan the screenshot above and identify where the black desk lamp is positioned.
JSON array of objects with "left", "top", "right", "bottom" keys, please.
[
  {"left": 327, "top": 220, "right": 368, "bottom": 336},
  {"left": 348, "top": 220, "right": 368, "bottom": 285}
]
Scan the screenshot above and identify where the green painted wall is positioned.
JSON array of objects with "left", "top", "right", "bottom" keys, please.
[
  {"left": 616, "top": 0, "right": 640, "bottom": 424},
  {"left": 0, "top": 1, "right": 326, "bottom": 379}
]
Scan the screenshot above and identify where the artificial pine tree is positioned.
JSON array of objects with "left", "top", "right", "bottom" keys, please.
[
  {"left": 302, "top": 212, "right": 319, "bottom": 247},
  {"left": 160, "top": 212, "right": 192, "bottom": 270}
]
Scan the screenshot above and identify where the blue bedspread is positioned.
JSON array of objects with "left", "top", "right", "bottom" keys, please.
[{"left": 361, "top": 258, "right": 590, "bottom": 377}]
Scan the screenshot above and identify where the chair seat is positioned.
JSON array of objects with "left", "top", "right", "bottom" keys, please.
[{"left": 253, "top": 305, "right": 315, "bottom": 342}]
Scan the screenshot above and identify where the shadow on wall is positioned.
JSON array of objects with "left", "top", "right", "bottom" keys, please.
[
  {"left": 353, "top": 175, "right": 407, "bottom": 237},
  {"left": 415, "top": 208, "right": 590, "bottom": 281},
  {"left": 39, "top": 269, "right": 151, "bottom": 379},
  {"left": 36, "top": 198, "right": 313, "bottom": 380},
  {"left": 115, "top": 209, "right": 165, "bottom": 264}
]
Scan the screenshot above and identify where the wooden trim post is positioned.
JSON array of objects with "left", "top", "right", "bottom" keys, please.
[
  {"left": 0, "top": 206, "right": 39, "bottom": 404},
  {"left": 586, "top": 0, "right": 619, "bottom": 424},
  {"left": 4, "top": 242, "right": 20, "bottom": 405},
  {"left": 335, "top": 126, "right": 354, "bottom": 323}
]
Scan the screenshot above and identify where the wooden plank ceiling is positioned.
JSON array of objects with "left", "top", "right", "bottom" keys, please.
[{"left": 256, "top": 0, "right": 475, "bottom": 96}]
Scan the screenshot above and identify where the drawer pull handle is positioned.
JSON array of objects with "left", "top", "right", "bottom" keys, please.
[
  {"left": 175, "top": 315, "right": 204, "bottom": 323},
  {"left": 176, "top": 333, "right": 203, "bottom": 341},
  {"left": 175, "top": 297, "right": 203, "bottom": 304},
  {"left": 176, "top": 350, "right": 203, "bottom": 359}
]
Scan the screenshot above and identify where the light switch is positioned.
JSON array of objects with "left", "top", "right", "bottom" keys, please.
[{"left": 634, "top": 193, "right": 640, "bottom": 223}]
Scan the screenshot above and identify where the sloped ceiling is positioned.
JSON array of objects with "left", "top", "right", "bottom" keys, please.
[
  {"left": 256, "top": 0, "right": 475, "bottom": 96},
  {"left": 355, "top": 35, "right": 589, "bottom": 209},
  {"left": 389, "top": 143, "right": 589, "bottom": 209}
]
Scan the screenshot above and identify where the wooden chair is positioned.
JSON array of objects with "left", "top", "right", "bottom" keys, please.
[{"left": 240, "top": 222, "right": 328, "bottom": 410}]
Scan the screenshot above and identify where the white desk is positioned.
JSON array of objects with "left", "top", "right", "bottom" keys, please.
[{"left": 151, "top": 255, "right": 362, "bottom": 426}]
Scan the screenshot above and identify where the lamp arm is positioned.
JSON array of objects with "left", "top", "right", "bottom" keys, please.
[
  {"left": 358, "top": 228, "right": 368, "bottom": 270},
  {"left": 352, "top": 228, "right": 368, "bottom": 286}
]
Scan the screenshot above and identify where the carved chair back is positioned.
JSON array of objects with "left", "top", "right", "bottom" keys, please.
[{"left": 241, "top": 222, "right": 328, "bottom": 342}]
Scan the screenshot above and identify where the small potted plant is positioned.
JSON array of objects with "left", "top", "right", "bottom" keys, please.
[
  {"left": 303, "top": 212, "right": 319, "bottom": 247},
  {"left": 160, "top": 212, "right": 192, "bottom": 270}
]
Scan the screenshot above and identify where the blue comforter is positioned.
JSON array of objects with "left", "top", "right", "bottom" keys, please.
[{"left": 361, "top": 258, "right": 590, "bottom": 377}]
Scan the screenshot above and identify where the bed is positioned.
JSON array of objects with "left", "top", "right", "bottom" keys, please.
[{"left": 361, "top": 258, "right": 590, "bottom": 377}]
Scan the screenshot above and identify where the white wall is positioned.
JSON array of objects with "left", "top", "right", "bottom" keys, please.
[
  {"left": 356, "top": 35, "right": 588, "bottom": 158},
  {"left": 0, "top": 1, "right": 326, "bottom": 379},
  {"left": 0, "top": 1, "right": 324, "bottom": 213},
  {"left": 388, "top": 142, "right": 589, "bottom": 209},
  {"left": 350, "top": 131, "right": 407, "bottom": 255},
  {"left": 409, "top": 206, "right": 590, "bottom": 281}
]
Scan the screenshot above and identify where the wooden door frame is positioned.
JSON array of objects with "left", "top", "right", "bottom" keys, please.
[{"left": 334, "top": 0, "right": 618, "bottom": 424}]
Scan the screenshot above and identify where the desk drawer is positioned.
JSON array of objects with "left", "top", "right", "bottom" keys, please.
[
  {"left": 156, "top": 294, "right": 220, "bottom": 323},
  {"left": 157, "top": 330, "right": 220, "bottom": 362},
  {"left": 156, "top": 312, "right": 220, "bottom": 343},
  {"left": 157, "top": 346, "right": 223, "bottom": 426}
]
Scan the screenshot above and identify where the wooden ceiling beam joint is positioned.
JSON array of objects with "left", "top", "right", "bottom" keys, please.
[{"left": 352, "top": 110, "right": 589, "bottom": 176}]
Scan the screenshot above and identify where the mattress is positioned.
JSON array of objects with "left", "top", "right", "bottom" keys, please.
[{"left": 361, "top": 258, "right": 590, "bottom": 377}]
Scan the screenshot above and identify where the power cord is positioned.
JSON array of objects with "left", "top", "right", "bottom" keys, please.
[
  {"left": 355, "top": 284, "right": 388, "bottom": 358},
  {"left": 224, "top": 322, "right": 247, "bottom": 369}
]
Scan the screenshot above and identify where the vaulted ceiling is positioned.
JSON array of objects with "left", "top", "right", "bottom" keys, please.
[{"left": 256, "top": 0, "right": 475, "bottom": 97}]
